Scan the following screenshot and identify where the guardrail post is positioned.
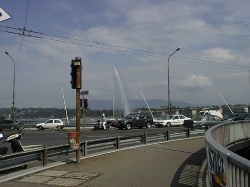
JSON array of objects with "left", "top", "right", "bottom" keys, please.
[
  {"left": 165, "top": 130, "right": 170, "bottom": 141},
  {"left": 84, "top": 141, "right": 87, "bottom": 156},
  {"left": 187, "top": 128, "right": 190, "bottom": 138},
  {"left": 116, "top": 137, "right": 120, "bottom": 149},
  {"left": 43, "top": 147, "right": 47, "bottom": 166},
  {"left": 144, "top": 133, "right": 147, "bottom": 144}
]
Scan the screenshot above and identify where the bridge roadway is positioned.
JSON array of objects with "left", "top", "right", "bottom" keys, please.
[{"left": 1, "top": 136, "right": 207, "bottom": 187}]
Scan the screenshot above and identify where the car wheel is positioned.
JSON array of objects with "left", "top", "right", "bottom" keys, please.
[
  {"left": 38, "top": 126, "right": 43, "bottom": 130},
  {"left": 125, "top": 123, "right": 131, "bottom": 130},
  {"left": 56, "top": 126, "right": 63, "bottom": 130},
  {"left": 10, "top": 126, "right": 15, "bottom": 131},
  {"left": 201, "top": 124, "right": 209, "bottom": 130},
  {"left": 146, "top": 122, "right": 151, "bottom": 128},
  {"left": 166, "top": 122, "right": 171, "bottom": 127}
]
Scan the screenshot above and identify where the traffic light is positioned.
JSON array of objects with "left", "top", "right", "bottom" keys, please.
[
  {"left": 70, "top": 57, "right": 82, "bottom": 89},
  {"left": 80, "top": 99, "right": 83, "bottom": 108},
  {"left": 84, "top": 99, "right": 88, "bottom": 110},
  {"left": 70, "top": 60, "right": 77, "bottom": 89}
]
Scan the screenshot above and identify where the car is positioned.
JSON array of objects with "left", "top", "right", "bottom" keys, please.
[
  {"left": 36, "top": 119, "right": 65, "bottom": 130},
  {"left": 183, "top": 114, "right": 224, "bottom": 128},
  {"left": 227, "top": 113, "right": 250, "bottom": 121},
  {"left": 115, "top": 113, "right": 153, "bottom": 130},
  {"left": 154, "top": 115, "right": 191, "bottom": 127},
  {"left": 0, "top": 119, "right": 21, "bottom": 130},
  {"left": 244, "top": 114, "right": 250, "bottom": 121}
]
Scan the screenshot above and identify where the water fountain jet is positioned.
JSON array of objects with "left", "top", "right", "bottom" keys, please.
[{"left": 113, "top": 66, "right": 131, "bottom": 117}]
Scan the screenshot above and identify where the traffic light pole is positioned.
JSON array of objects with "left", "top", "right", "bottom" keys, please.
[
  {"left": 71, "top": 56, "right": 82, "bottom": 164},
  {"left": 81, "top": 91, "right": 89, "bottom": 130},
  {"left": 75, "top": 58, "right": 82, "bottom": 164},
  {"left": 81, "top": 95, "right": 85, "bottom": 129},
  {"left": 76, "top": 88, "right": 81, "bottom": 163}
]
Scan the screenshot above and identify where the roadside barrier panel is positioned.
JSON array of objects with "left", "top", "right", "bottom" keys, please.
[{"left": 205, "top": 121, "right": 250, "bottom": 187}]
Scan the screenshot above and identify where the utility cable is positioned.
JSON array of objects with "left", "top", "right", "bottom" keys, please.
[{"left": 1, "top": 25, "right": 250, "bottom": 71}]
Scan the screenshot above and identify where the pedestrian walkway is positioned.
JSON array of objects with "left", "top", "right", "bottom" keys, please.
[{"left": 1, "top": 137, "right": 207, "bottom": 187}]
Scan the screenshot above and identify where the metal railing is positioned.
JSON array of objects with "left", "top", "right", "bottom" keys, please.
[
  {"left": 205, "top": 121, "right": 250, "bottom": 187},
  {"left": 0, "top": 128, "right": 205, "bottom": 173}
]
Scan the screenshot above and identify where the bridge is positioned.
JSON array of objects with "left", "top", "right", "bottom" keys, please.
[{"left": 0, "top": 121, "right": 250, "bottom": 186}]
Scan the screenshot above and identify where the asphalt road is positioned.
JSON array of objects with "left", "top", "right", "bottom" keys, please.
[{"left": 1, "top": 126, "right": 189, "bottom": 155}]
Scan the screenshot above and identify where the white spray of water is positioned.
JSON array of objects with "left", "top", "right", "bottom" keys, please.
[{"left": 113, "top": 66, "right": 130, "bottom": 115}]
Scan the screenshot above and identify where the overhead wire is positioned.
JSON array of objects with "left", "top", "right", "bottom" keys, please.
[
  {"left": 1, "top": 25, "right": 250, "bottom": 72},
  {"left": 16, "top": 0, "right": 31, "bottom": 69},
  {"left": 0, "top": 0, "right": 30, "bottom": 104}
]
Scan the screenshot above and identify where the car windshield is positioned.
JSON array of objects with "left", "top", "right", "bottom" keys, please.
[
  {"left": 125, "top": 114, "right": 135, "bottom": 119},
  {"left": 162, "top": 115, "right": 174, "bottom": 120},
  {"left": 192, "top": 115, "right": 204, "bottom": 120}
]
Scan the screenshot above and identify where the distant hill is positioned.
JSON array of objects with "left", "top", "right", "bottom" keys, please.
[{"left": 89, "top": 99, "right": 195, "bottom": 110}]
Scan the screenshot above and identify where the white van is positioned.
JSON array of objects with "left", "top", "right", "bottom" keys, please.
[{"left": 198, "top": 110, "right": 223, "bottom": 119}]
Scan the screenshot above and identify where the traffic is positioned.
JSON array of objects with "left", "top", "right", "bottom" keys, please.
[{"left": 2, "top": 109, "right": 250, "bottom": 158}]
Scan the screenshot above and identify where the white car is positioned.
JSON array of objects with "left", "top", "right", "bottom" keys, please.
[
  {"left": 36, "top": 119, "right": 65, "bottom": 130},
  {"left": 154, "top": 115, "right": 191, "bottom": 127}
]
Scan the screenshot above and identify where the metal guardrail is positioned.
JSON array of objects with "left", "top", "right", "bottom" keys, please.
[
  {"left": 0, "top": 128, "right": 205, "bottom": 173},
  {"left": 205, "top": 120, "right": 250, "bottom": 187}
]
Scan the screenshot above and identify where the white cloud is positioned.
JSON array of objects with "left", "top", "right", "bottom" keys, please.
[
  {"left": 179, "top": 74, "right": 212, "bottom": 92},
  {"left": 202, "top": 48, "right": 236, "bottom": 62}
]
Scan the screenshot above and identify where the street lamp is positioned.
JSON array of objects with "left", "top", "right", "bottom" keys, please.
[
  {"left": 5, "top": 51, "right": 16, "bottom": 120},
  {"left": 168, "top": 47, "right": 180, "bottom": 115}
]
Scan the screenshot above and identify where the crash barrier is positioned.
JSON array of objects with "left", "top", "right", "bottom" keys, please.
[
  {"left": 0, "top": 128, "right": 206, "bottom": 173},
  {"left": 205, "top": 120, "right": 250, "bottom": 187}
]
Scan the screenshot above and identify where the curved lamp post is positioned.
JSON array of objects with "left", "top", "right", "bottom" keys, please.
[
  {"left": 5, "top": 51, "right": 16, "bottom": 120},
  {"left": 168, "top": 47, "right": 180, "bottom": 115}
]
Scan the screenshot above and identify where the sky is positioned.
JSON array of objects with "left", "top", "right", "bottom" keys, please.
[{"left": 0, "top": 0, "right": 250, "bottom": 109}]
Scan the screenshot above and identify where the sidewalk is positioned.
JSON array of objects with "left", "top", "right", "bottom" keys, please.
[{"left": 1, "top": 137, "right": 207, "bottom": 187}]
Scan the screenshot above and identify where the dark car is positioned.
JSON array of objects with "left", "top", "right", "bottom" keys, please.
[
  {"left": 183, "top": 114, "right": 224, "bottom": 129},
  {"left": 227, "top": 113, "right": 250, "bottom": 121},
  {"left": 116, "top": 113, "right": 153, "bottom": 130},
  {"left": 244, "top": 114, "right": 250, "bottom": 121},
  {"left": 0, "top": 119, "right": 21, "bottom": 130}
]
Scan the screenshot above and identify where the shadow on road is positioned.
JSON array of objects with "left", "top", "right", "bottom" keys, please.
[{"left": 171, "top": 148, "right": 207, "bottom": 187}]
